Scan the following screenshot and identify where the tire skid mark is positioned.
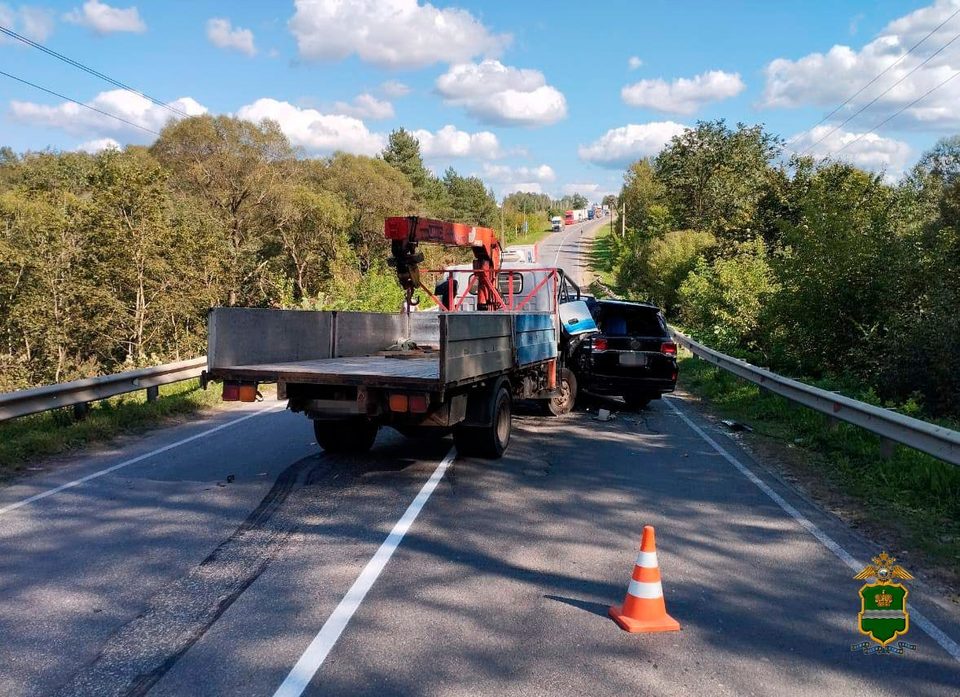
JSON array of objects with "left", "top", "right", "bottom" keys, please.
[{"left": 54, "top": 455, "right": 328, "bottom": 697}]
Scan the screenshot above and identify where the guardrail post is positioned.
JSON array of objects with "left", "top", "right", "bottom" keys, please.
[
  {"left": 146, "top": 386, "right": 159, "bottom": 402},
  {"left": 879, "top": 437, "right": 896, "bottom": 460},
  {"left": 72, "top": 402, "right": 89, "bottom": 421}
]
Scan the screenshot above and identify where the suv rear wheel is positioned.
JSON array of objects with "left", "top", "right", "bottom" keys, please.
[{"left": 623, "top": 392, "right": 652, "bottom": 410}]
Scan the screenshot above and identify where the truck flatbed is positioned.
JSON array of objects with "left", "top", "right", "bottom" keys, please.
[
  {"left": 206, "top": 307, "right": 558, "bottom": 391},
  {"left": 213, "top": 355, "right": 440, "bottom": 389}
]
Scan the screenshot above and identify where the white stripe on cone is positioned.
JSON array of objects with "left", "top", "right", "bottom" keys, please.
[
  {"left": 627, "top": 579, "right": 664, "bottom": 599},
  {"left": 634, "top": 551, "right": 658, "bottom": 568}
]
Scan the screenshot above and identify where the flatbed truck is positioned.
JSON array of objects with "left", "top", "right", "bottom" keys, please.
[{"left": 202, "top": 217, "right": 595, "bottom": 458}]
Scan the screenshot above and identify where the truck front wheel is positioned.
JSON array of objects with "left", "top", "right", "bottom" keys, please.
[
  {"left": 313, "top": 419, "right": 379, "bottom": 453},
  {"left": 454, "top": 386, "right": 511, "bottom": 459},
  {"left": 545, "top": 368, "right": 577, "bottom": 416}
]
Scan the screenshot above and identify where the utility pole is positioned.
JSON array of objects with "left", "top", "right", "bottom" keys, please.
[
  {"left": 500, "top": 196, "right": 507, "bottom": 241},
  {"left": 621, "top": 200, "right": 626, "bottom": 239}
]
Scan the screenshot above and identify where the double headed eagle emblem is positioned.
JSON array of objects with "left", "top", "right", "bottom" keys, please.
[{"left": 854, "top": 552, "right": 913, "bottom": 583}]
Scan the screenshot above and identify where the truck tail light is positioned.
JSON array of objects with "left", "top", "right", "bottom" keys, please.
[
  {"left": 593, "top": 338, "right": 608, "bottom": 351},
  {"left": 389, "top": 394, "right": 408, "bottom": 412},
  {"left": 660, "top": 342, "right": 677, "bottom": 356},
  {"left": 408, "top": 394, "right": 429, "bottom": 413}
]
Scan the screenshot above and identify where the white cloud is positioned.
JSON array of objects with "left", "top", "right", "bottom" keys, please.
[
  {"left": 411, "top": 125, "right": 501, "bottom": 159},
  {"left": 622, "top": 70, "right": 745, "bottom": 114},
  {"left": 206, "top": 18, "right": 256, "bottom": 56},
  {"left": 236, "top": 98, "right": 385, "bottom": 156},
  {"left": 10, "top": 90, "right": 206, "bottom": 136},
  {"left": 288, "top": 0, "right": 509, "bottom": 69},
  {"left": 76, "top": 137, "right": 120, "bottom": 153},
  {"left": 789, "top": 125, "right": 912, "bottom": 173},
  {"left": 481, "top": 162, "right": 555, "bottom": 196},
  {"left": 578, "top": 121, "right": 687, "bottom": 167},
  {"left": 0, "top": 4, "right": 55, "bottom": 42},
  {"left": 380, "top": 80, "right": 411, "bottom": 98},
  {"left": 332, "top": 93, "right": 394, "bottom": 120},
  {"left": 483, "top": 163, "right": 555, "bottom": 182},
  {"left": 628, "top": 56, "right": 643, "bottom": 70},
  {"left": 64, "top": 0, "right": 146, "bottom": 34},
  {"left": 563, "top": 182, "right": 616, "bottom": 203},
  {"left": 435, "top": 59, "right": 567, "bottom": 127},
  {"left": 761, "top": 0, "right": 960, "bottom": 129}
]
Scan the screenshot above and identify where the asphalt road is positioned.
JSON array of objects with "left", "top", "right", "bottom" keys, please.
[{"left": 2, "top": 218, "right": 959, "bottom": 696}]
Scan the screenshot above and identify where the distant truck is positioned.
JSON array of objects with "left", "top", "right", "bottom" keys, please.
[
  {"left": 563, "top": 210, "right": 575, "bottom": 226},
  {"left": 551, "top": 216, "right": 563, "bottom": 232},
  {"left": 587, "top": 208, "right": 595, "bottom": 220}
]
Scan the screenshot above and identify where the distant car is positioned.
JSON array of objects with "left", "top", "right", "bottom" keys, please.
[{"left": 572, "top": 299, "right": 677, "bottom": 409}]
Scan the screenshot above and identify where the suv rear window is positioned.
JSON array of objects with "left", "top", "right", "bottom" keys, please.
[{"left": 595, "top": 303, "right": 665, "bottom": 337}]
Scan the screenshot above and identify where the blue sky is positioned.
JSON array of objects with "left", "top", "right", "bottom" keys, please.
[{"left": 3, "top": 0, "right": 958, "bottom": 201}]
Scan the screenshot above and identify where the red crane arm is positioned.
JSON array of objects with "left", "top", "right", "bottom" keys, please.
[{"left": 384, "top": 216, "right": 502, "bottom": 309}]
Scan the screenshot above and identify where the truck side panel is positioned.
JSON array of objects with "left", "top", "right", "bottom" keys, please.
[
  {"left": 514, "top": 313, "right": 557, "bottom": 365},
  {"left": 440, "top": 313, "right": 513, "bottom": 383},
  {"left": 208, "top": 308, "right": 333, "bottom": 369},
  {"left": 333, "top": 312, "right": 440, "bottom": 356}
]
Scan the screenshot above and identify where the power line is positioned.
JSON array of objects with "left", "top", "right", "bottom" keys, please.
[
  {"left": 826, "top": 67, "right": 960, "bottom": 159},
  {"left": 801, "top": 29, "right": 960, "bottom": 155},
  {"left": 0, "top": 69, "right": 161, "bottom": 136},
  {"left": 0, "top": 24, "right": 190, "bottom": 118},
  {"left": 786, "top": 6, "right": 960, "bottom": 149}
]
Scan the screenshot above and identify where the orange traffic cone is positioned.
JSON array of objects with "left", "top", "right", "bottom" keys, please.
[{"left": 609, "top": 525, "right": 681, "bottom": 633}]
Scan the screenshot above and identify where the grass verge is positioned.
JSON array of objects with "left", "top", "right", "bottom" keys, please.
[
  {"left": 678, "top": 351, "right": 960, "bottom": 588},
  {"left": 585, "top": 220, "right": 622, "bottom": 297},
  {"left": 502, "top": 224, "right": 553, "bottom": 248},
  {"left": 0, "top": 379, "right": 223, "bottom": 481}
]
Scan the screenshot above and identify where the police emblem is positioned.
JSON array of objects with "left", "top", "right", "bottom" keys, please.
[{"left": 851, "top": 552, "right": 917, "bottom": 655}]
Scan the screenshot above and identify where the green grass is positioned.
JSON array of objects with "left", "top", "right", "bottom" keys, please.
[
  {"left": 585, "top": 220, "right": 623, "bottom": 297},
  {"left": 678, "top": 351, "right": 960, "bottom": 578},
  {"left": 501, "top": 223, "right": 553, "bottom": 248},
  {"left": 0, "top": 379, "right": 223, "bottom": 480}
]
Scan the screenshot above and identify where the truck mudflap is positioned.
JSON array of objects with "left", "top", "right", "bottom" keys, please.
[{"left": 461, "top": 376, "right": 511, "bottom": 427}]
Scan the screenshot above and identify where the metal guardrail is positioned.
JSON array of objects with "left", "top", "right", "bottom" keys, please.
[
  {"left": 0, "top": 357, "right": 207, "bottom": 422},
  {"left": 672, "top": 329, "right": 960, "bottom": 467}
]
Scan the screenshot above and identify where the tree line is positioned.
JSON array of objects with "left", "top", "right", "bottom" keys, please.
[
  {"left": 0, "top": 118, "right": 514, "bottom": 390},
  {"left": 608, "top": 120, "right": 960, "bottom": 418}
]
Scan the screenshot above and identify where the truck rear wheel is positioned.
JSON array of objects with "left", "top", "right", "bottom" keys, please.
[
  {"left": 454, "top": 386, "right": 511, "bottom": 459},
  {"left": 313, "top": 419, "right": 379, "bottom": 453},
  {"left": 545, "top": 368, "right": 577, "bottom": 416}
]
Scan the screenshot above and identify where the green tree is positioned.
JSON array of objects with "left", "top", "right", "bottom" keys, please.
[
  {"left": 655, "top": 120, "right": 781, "bottom": 242},
  {"left": 151, "top": 115, "right": 294, "bottom": 306},
  {"left": 314, "top": 153, "right": 414, "bottom": 273},
  {"left": 630, "top": 229, "right": 716, "bottom": 313},
  {"left": 440, "top": 168, "right": 498, "bottom": 227},
  {"left": 678, "top": 237, "right": 778, "bottom": 353}
]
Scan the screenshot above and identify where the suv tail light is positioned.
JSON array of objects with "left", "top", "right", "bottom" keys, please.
[
  {"left": 593, "top": 337, "right": 608, "bottom": 351},
  {"left": 660, "top": 341, "right": 677, "bottom": 356}
]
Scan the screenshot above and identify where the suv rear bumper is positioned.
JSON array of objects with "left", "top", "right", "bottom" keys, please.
[{"left": 584, "top": 374, "right": 676, "bottom": 396}]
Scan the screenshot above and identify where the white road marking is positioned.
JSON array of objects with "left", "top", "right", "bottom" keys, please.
[
  {"left": 273, "top": 446, "right": 458, "bottom": 697},
  {"left": 552, "top": 224, "right": 576, "bottom": 267},
  {"left": 0, "top": 403, "right": 284, "bottom": 517},
  {"left": 666, "top": 398, "right": 960, "bottom": 663}
]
